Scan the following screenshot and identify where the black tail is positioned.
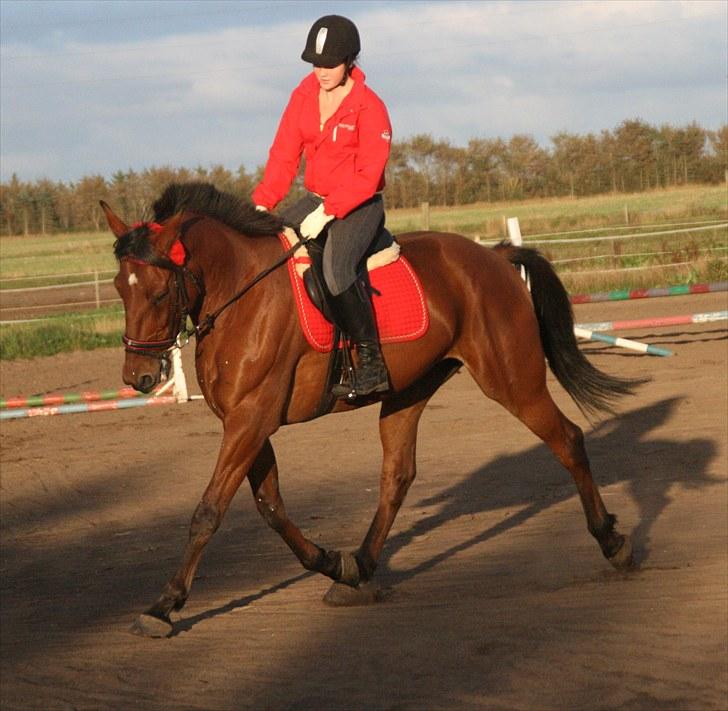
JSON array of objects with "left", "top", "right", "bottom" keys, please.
[{"left": 493, "top": 241, "right": 647, "bottom": 418}]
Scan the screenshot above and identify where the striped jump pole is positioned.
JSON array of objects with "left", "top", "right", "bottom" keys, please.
[
  {"left": 570, "top": 281, "right": 727, "bottom": 305},
  {"left": 574, "top": 327, "right": 673, "bottom": 357},
  {"left": 0, "top": 395, "right": 178, "bottom": 421},
  {"left": 0, "top": 386, "right": 144, "bottom": 410},
  {"left": 576, "top": 310, "right": 728, "bottom": 333}
]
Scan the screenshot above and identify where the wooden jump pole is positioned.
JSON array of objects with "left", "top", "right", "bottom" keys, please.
[
  {"left": 576, "top": 311, "right": 728, "bottom": 333},
  {"left": 569, "top": 282, "right": 727, "bottom": 305},
  {"left": 0, "top": 386, "right": 144, "bottom": 410},
  {"left": 0, "top": 395, "right": 178, "bottom": 421},
  {"left": 574, "top": 327, "right": 673, "bottom": 356}
]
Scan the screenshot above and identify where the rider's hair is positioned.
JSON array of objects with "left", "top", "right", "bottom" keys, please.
[{"left": 343, "top": 54, "right": 359, "bottom": 81}]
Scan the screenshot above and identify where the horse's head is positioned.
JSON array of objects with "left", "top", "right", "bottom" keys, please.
[{"left": 101, "top": 201, "right": 198, "bottom": 393}]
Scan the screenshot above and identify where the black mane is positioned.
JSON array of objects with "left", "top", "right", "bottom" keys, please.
[{"left": 152, "top": 182, "right": 285, "bottom": 236}]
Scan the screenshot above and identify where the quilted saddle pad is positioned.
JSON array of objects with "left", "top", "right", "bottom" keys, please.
[{"left": 278, "top": 232, "right": 429, "bottom": 353}]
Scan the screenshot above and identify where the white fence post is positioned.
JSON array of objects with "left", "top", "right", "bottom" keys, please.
[
  {"left": 421, "top": 201, "right": 430, "bottom": 230},
  {"left": 506, "top": 217, "right": 523, "bottom": 246},
  {"left": 507, "top": 217, "right": 528, "bottom": 285},
  {"left": 94, "top": 271, "right": 100, "bottom": 309},
  {"left": 171, "top": 347, "right": 189, "bottom": 403}
]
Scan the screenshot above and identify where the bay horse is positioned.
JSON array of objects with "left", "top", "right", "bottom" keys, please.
[{"left": 101, "top": 182, "right": 641, "bottom": 638}]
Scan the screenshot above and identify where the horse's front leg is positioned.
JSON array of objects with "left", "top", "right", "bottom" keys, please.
[
  {"left": 248, "top": 438, "right": 360, "bottom": 584},
  {"left": 130, "top": 408, "right": 272, "bottom": 638}
]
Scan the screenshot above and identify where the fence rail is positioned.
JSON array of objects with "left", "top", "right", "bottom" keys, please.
[
  {"left": 0, "top": 269, "right": 116, "bottom": 285},
  {"left": 1, "top": 297, "right": 121, "bottom": 313},
  {"left": 2, "top": 278, "right": 115, "bottom": 293},
  {"left": 552, "top": 246, "right": 727, "bottom": 266},
  {"left": 523, "top": 218, "right": 728, "bottom": 240},
  {"left": 524, "top": 223, "right": 727, "bottom": 245},
  {"left": 561, "top": 261, "right": 697, "bottom": 276}
]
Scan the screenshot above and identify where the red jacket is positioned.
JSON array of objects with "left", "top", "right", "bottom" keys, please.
[{"left": 252, "top": 67, "right": 391, "bottom": 219}]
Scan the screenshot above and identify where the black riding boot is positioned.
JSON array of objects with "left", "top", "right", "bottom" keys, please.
[{"left": 330, "top": 279, "right": 389, "bottom": 398}]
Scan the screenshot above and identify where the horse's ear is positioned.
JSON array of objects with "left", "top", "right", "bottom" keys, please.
[
  {"left": 100, "top": 201, "right": 129, "bottom": 238},
  {"left": 155, "top": 211, "right": 185, "bottom": 252}
]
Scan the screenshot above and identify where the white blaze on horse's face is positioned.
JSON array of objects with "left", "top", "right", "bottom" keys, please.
[{"left": 128, "top": 272, "right": 139, "bottom": 287}]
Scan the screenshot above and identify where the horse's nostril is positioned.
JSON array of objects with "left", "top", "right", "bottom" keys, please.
[{"left": 138, "top": 374, "right": 155, "bottom": 393}]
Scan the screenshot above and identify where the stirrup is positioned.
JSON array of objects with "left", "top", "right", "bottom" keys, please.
[
  {"left": 331, "top": 375, "right": 389, "bottom": 400},
  {"left": 331, "top": 346, "right": 389, "bottom": 400}
]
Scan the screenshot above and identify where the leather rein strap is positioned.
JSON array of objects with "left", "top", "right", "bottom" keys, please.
[{"left": 192, "top": 233, "right": 309, "bottom": 339}]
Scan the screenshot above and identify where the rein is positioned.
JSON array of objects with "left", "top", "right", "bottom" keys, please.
[
  {"left": 122, "top": 228, "right": 308, "bottom": 358},
  {"left": 189, "top": 233, "right": 308, "bottom": 340}
]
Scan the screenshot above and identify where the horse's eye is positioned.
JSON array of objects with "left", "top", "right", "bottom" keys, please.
[{"left": 151, "top": 289, "right": 170, "bottom": 305}]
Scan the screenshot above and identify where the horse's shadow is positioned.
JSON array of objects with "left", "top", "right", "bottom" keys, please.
[
  {"left": 377, "top": 396, "right": 720, "bottom": 585},
  {"left": 169, "top": 572, "right": 313, "bottom": 637}
]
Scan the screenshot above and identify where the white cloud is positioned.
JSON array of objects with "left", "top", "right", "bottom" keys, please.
[{"left": 1, "top": 0, "right": 725, "bottom": 182}]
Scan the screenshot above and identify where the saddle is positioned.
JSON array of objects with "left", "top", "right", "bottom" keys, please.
[
  {"left": 278, "top": 226, "right": 429, "bottom": 414},
  {"left": 301, "top": 225, "right": 397, "bottom": 322},
  {"left": 279, "top": 226, "right": 428, "bottom": 351}
]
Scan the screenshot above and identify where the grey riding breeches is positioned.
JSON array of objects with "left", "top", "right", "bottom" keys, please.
[{"left": 281, "top": 193, "right": 384, "bottom": 296}]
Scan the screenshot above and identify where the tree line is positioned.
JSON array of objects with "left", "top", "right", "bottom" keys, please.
[{"left": 1, "top": 119, "right": 725, "bottom": 236}]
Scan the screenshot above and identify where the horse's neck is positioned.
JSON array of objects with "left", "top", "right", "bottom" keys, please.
[{"left": 188, "top": 228, "right": 278, "bottom": 316}]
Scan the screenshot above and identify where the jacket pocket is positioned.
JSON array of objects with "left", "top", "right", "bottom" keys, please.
[{"left": 332, "top": 119, "right": 358, "bottom": 147}]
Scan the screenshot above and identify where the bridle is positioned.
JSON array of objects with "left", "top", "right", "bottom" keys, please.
[
  {"left": 120, "top": 253, "right": 203, "bottom": 364},
  {"left": 118, "top": 224, "right": 308, "bottom": 364}
]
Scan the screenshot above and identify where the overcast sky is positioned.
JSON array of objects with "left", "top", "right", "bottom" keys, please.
[{"left": 1, "top": 0, "right": 726, "bottom": 184}]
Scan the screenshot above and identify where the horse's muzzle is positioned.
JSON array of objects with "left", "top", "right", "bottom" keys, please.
[{"left": 123, "top": 356, "right": 161, "bottom": 393}]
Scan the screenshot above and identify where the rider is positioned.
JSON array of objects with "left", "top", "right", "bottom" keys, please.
[{"left": 252, "top": 14, "right": 392, "bottom": 398}]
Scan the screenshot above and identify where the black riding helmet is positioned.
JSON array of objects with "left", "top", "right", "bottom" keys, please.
[{"left": 301, "top": 15, "right": 360, "bottom": 68}]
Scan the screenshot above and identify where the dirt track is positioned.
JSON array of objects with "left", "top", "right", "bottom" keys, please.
[{"left": 1, "top": 293, "right": 727, "bottom": 710}]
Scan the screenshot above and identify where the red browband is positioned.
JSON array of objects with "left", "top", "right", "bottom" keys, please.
[
  {"left": 129, "top": 221, "right": 186, "bottom": 266},
  {"left": 132, "top": 221, "right": 164, "bottom": 234}
]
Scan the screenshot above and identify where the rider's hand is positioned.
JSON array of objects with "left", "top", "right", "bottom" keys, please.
[
  {"left": 299, "top": 203, "right": 334, "bottom": 239},
  {"left": 255, "top": 205, "right": 268, "bottom": 212}
]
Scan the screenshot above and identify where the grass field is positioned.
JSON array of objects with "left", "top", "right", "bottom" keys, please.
[
  {"left": 0, "top": 232, "right": 115, "bottom": 287},
  {"left": 384, "top": 184, "right": 728, "bottom": 237},
  {"left": 0, "top": 308, "right": 124, "bottom": 360},
  {"left": 1, "top": 184, "right": 725, "bottom": 360}
]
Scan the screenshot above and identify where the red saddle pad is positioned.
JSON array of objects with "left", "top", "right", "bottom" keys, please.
[{"left": 279, "top": 234, "right": 429, "bottom": 353}]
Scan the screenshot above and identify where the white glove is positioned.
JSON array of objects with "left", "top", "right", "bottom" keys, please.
[
  {"left": 255, "top": 205, "right": 268, "bottom": 212},
  {"left": 299, "top": 203, "right": 334, "bottom": 239}
]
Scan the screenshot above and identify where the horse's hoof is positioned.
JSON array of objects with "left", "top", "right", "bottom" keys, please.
[
  {"left": 338, "top": 551, "right": 362, "bottom": 587},
  {"left": 608, "top": 537, "right": 634, "bottom": 570},
  {"left": 129, "top": 613, "right": 173, "bottom": 638},
  {"left": 323, "top": 581, "right": 392, "bottom": 607}
]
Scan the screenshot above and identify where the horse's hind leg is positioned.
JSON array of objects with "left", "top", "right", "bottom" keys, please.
[
  {"left": 514, "top": 386, "right": 633, "bottom": 568},
  {"left": 465, "top": 343, "right": 633, "bottom": 569}
]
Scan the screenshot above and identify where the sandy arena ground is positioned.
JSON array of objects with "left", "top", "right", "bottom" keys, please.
[{"left": 1, "top": 292, "right": 726, "bottom": 710}]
